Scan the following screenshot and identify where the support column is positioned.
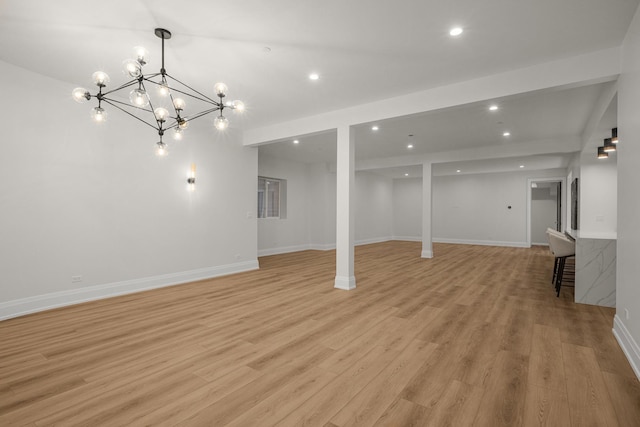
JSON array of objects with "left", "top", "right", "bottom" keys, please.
[
  {"left": 335, "top": 125, "right": 356, "bottom": 290},
  {"left": 422, "top": 162, "right": 434, "bottom": 258}
]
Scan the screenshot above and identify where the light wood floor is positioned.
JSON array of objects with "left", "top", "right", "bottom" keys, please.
[{"left": 1, "top": 242, "right": 639, "bottom": 426}]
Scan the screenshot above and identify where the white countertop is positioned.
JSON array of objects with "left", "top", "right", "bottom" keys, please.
[{"left": 566, "top": 229, "right": 617, "bottom": 240}]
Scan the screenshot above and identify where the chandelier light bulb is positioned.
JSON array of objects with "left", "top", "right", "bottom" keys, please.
[
  {"left": 122, "top": 59, "right": 142, "bottom": 78},
  {"left": 156, "top": 141, "right": 168, "bottom": 156},
  {"left": 214, "top": 82, "right": 228, "bottom": 97},
  {"left": 173, "top": 127, "right": 184, "bottom": 140},
  {"left": 133, "top": 46, "right": 149, "bottom": 66},
  {"left": 157, "top": 82, "right": 170, "bottom": 97},
  {"left": 214, "top": 115, "right": 229, "bottom": 130},
  {"left": 173, "top": 98, "right": 186, "bottom": 111},
  {"left": 178, "top": 118, "right": 189, "bottom": 130},
  {"left": 232, "top": 100, "right": 245, "bottom": 112},
  {"left": 154, "top": 107, "right": 169, "bottom": 122},
  {"left": 72, "top": 87, "right": 90, "bottom": 103},
  {"left": 91, "top": 106, "right": 107, "bottom": 123},
  {"left": 92, "top": 71, "right": 110, "bottom": 87},
  {"left": 129, "top": 88, "right": 149, "bottom": 107}
]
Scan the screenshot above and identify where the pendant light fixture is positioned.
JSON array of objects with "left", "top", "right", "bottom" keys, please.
[
  {"left": 603, "top": 137, "right": 616, "bottom": 153},
  {"left": 72, "top": 28, "right": 244, "bottom": 156},
  {"left": 597, "top": 146, "right": 609, "bottom": 159}
]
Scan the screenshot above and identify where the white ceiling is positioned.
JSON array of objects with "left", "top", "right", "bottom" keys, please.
[
  {"left": 258, "top": 82, "right": 615, "bottom": 174},
  {"left": 0, "top": 0, "right": 633, "bottom": 173}
]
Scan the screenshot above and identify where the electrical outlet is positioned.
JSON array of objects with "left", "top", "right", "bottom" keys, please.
[
  {"left": 246, "top": 211, "right": 253, "bottom": 219},
  {"left": 71, "top": 275, "right": 82, "bottom": 283},
  {"left": 625, "top": 308, "right": 630, "bottom": 320},
  {"left": 596, "top": 215, "right": 604, "bottom": 222},
  {"left": 235, "top": 254, "right": 241, "bottom": 260}
]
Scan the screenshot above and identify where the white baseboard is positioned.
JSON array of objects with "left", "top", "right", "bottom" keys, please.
[
  {"left": 433, "top": 237, "right": 529, "bottom": 248},
  {"left": 258, "top": 243, "right": 336, "bottom": 256},
  {"left": 421, "top": 250, "right": 434, "bottom": 258},
  {"left": 259, "top": 237, "right": 398, "bottom": 257},
  {"left": 334, "top": 275, "right": 356, "bottom": 290},
  {"left": 613, "top": 314, "right": 640, "bottom": 381},
  {"left": 259, "top": 237, "right": 530, "bottom": 259},
  {"left": 309, "top": 243, "right": 336, "bottom": 251},
  {"left": 258, "top": 244, "right": 314, "bottom": 257},
  {"left": 0, "top": 260, "right": 259, "bottom": 321},
  {"left": 393, "top": 236, "right": 422, "bottom": 242},
  {"left": 355, "top": 236, "right": 394, "bottom": 246}
]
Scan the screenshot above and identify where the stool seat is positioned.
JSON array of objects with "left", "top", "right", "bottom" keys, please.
[{"left": 546, "top": 230, "right": 576, "bottom": 297}]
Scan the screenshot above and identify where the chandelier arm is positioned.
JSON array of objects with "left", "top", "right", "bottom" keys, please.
[
  {"left": 138, "top": 80, "right": 164, "bottom": 129},
  {"left": 100, "top": 99, "right": 161, "bottom": 131},
  {"left": 141, "top": 76, "right": 219, "bottom": 106},
  {"left": 101, "top": 96, "right": 153, "bottom": 114},
  {"left": 164, "top": 84, "right": 220, "bottom": 106},
  {"left": 177, "top": 107, "right": 221, "bottom": 124},
  {"left": 165, "top": 73, "right": 220, "bottom": 105},
  {"left": 143, "top": 72, "right": 163, "bottom": 80},
  {"left": 101, "top": 79, "right": 141, "bottom": 97}
]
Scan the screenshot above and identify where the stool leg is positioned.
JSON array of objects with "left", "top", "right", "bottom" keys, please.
[
  {"left": 556, "top": 257, "right": 566, "bottom": 297},
  {"left": 552, "top": 257, "right": 558, "bottom": 284}
]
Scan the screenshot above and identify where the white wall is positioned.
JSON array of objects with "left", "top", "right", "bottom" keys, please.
[
  {"left": 306, "top": 162, "right": 337, "bottom": 249},
  {"left": 0, "top": 60, "right": 258, "bottom": 319},
  {"left": 579, "top": 151, "right": 618, "bottom": 235},
  {"left": 615, "top": 5, "right": 640, "bottom": 379},
  {"left": 257, "top": 156, "right": 396, "bottom": 253},
  {"left": 354, "top": 172, "right": 393, "bottom": 244},
  {"left": 257, "top": 154, "right": 310, "bottom": 253},
  {"left": 392, "top": 178, "right": 422, "bottom": 240},
  {"left": 531, "top": 186, "right": 558, "bottom": 245},
  {"left": 432, "top": 169, "right": 566, "bottom": 247}
]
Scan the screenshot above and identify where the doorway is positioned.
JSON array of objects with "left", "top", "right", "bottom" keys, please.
[{"left": 527, "top": 177, "right": 566, "bottom": 246}]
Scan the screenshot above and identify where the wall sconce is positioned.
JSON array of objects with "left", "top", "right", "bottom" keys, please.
[
  {"left": 612, "top": 127, "right": 618, "bottom": 144},
  {"left": 597, "top": 146, "right": 609, "bottom": 159},
  {"left": 187, "top": 163, "right": 196, "bottom": 191},
  {"left": 603, "top": 137, "right": 617, "bottom": 153}
]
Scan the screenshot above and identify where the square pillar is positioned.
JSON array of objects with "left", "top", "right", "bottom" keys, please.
[
  {"left": 335, "top": 125, "right": 356, "bottom": 290},
  {"left": 422, "top": 162, "right": 433, "bottom": 258}
]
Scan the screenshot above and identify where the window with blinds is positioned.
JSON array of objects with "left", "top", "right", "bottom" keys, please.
[{"left": 258, "top": 177, "right": 284, "bottom": 219}]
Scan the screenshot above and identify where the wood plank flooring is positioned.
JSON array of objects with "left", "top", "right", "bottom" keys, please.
[{"left": 1, "top": 241, "right": 639, "bottom": 426}]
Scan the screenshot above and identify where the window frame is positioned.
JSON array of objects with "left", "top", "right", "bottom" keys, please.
[{"left": 258, "top": 176, "right": 282, "bottom": 219}]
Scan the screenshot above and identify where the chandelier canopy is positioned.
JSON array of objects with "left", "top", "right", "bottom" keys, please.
[{"left": 72, "top": 28, "right": 244, "bottom": 156}]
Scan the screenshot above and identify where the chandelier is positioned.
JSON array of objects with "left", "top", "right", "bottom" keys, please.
[{"left": 72, "top": 28, "right": 244, "bottom": 156}]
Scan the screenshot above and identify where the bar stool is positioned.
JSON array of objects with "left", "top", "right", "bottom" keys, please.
[
  {"left": 547, "top": 231, "right": 576, "bottom": 297},
  {"left": 545, "top": 228, "right": 565, "bottom": 284}
]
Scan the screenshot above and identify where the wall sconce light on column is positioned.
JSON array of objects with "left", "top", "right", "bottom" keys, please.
[
  {"left": 612, "top": 127, "right": 618, "bottom": 144},
  {"left": 187, "top": 163, "right": 196, "bottom": 191}
]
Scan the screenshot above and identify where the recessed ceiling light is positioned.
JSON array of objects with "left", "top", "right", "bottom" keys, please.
[
  {"left": 309, "top": 73, "right": 320, "bottom": 81},
  {"left": 519, "top": 165, "right": 525, "bottom": 168},
  {"left": 489, "top": 105, "right": 499, "bottom": 111},
  {"left": 503, "top": 131, "right": 511, "bottom": 137},
  {"left": 407, "top": 144, "right": 413, "bottom": 149},
  {"left": 293, "top": 139, "right": 299, "bottom": 144},
  {"left": 449, "top": 27, "right": 463, "bottom": 37},
  {"left": 371, "top": 125, "right": 379, "bottom": 131},
  {"left": 456, "top": 169, "right": 461, "bottom": 173},
  {"left": 404, "top": 173, "right": 409, "bottom": 177}
]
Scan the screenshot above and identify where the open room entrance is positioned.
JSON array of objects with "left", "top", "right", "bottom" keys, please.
[{"left": 528, "top": 178, "right": 566, "bottom": 246}]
